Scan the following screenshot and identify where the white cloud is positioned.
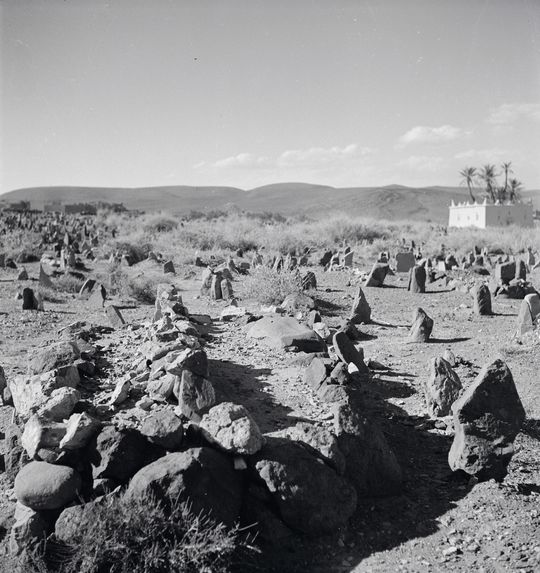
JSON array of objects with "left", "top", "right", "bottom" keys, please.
[
  {"left": 197, "top": 144, "right": 373, "bottom": 171},
  {"left": 397, "top": 155, "right": 444, "bottom": 172},
  {"left": 454, "top": 148, "right": 510, "bottom": 162},
  {"left": 397, "top": 124, "right": 469, "bottom": 146},
  {"left": 487, "top": 103, "right": 540, "bottom": 126}
]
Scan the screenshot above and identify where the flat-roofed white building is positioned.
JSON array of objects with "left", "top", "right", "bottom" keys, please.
[{"left": 448, "top": 199, "right": 534, "bottom": 228}]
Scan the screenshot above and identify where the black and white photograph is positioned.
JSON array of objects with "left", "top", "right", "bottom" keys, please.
[{"left": 1, "top": 1, "right": 540, "bottom": 571}]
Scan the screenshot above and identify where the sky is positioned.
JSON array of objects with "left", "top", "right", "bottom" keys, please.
[{"left": 1, "top": 0, "right": 540, "bottom": 193}]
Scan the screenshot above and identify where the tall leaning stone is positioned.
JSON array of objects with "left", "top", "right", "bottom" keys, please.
[
  {"left": 472, "top": 283, "right": 492, "bottom": 315},
  {"left": 448, "top": 359, "right": 525, "bottom": 481},
  {"left": 408, "top": 307, "right": 433, "bottom": 342},
  {"left": 349, "top": 286, "right": 371, "bottom": 324},
  {"left": 407, "top": 265, "right": 426, "bottom": 293},
  {"left": 365, "top": 263, "right": 389, "bottom": 287},
  {"left": 424, "top": 357, "right": 462, "bottom": 417}
]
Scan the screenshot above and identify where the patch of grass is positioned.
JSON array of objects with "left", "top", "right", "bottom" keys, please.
[
  {"left": 53, "top": 274, "right": 85, "bottom": 294},
  {"left": 242, "top": 266, "right": 303, "bottom": 305},
  {"left": 40, "top": 493, "right": 256, "bottom": 573}
]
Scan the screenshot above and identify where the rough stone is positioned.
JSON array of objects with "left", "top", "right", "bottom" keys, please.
[
  {"left": 365, "top": 263, "right": 389, "bottom": 287},
  {"left": 127, "top": 448, "right": 243, "bottom": 527},
  {"left": 60, "top": 412, "right": 101, "bottom": 450},
  {"left": 515, "top": 293, "right": 540, "bottom": 335},
  {"left": 251, "top": 438, "right": 357, "bottom": 536},
  {"left": 247, "top": 316, "right": 326, "bottom": 353},
  {"left": 332, "top": 331, "right": 369, "bottom": 381},
  {"left": 37, "top": 387, "right": 80, "bottom": 422},
  {"left": 424, "top": 357, "right": 462, "bottom": 417},
  {"left": 88, "top": 426, "right": 161, "bottom": 483},
  {"left": 448, "top": 359, "right": 525, "bottom": 481},
  {"left": 199, "top": 402, "right": 263, "bottom": 455},
  {"left": 408, "top": 307, "right": 433, "bottom": 342},
  {"left": 349, "top": 286, "right": 371, "bottom": 324},
  {"left": 334, "top": 402, "right": 402, "bottom": 497},
  {"left": 140, "top": 409, "right": 184, "bottom": 450},
  {"left": 174, "top": 370, "right": 216, "bottom": 421}
]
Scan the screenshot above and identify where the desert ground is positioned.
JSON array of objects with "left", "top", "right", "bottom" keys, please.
[{"left": 0, "top": 210, "right": 539, "bottom": 573}]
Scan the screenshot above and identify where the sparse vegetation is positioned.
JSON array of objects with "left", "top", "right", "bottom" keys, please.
[
  {"left": 242, "top": 266, "right": 303, "bottom": 304},
  {"left": 11, "top": 493, "right": 254, "bottom": 573}
]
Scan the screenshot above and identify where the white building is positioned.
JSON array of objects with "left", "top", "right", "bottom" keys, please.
[{"left": 448, "top": 199, "right": 534, "bottom": 229}]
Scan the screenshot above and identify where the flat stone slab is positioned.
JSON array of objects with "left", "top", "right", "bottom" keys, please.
[{"left": 247, "top": 316, "right": 325, "bottom": 352}]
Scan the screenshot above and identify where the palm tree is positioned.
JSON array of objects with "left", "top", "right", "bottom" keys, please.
[
  {"left": 501, "top": 161, "right": 513, "bottom": 201},
  {"left": 478, "top": 164, "right": 498, "bottom": 202},
  {"left": 459, "top": 166, "right": 477, "bottom": 203},
  {"left": 508, "top": 178, "right": 522, "bottom": 203}
]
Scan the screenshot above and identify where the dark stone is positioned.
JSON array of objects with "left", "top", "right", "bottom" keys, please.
[{"left": 448, "top": 359, "right": 525, "bottom": 481}]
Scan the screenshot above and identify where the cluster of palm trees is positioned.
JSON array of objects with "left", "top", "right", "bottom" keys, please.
[{"left": 459, "top": 162, "right": 523, "bottom": 204}]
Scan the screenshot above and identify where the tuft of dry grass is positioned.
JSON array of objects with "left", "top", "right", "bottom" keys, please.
[{"left": 242, "top": 266, "right": 303, "bottom": 305}]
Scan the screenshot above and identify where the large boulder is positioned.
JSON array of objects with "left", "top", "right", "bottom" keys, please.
[
  {"left": 275, "top": 422, "right": 346, "bottom": 475},
  {"left": 247, "top": 316, "right": 326, "bottom": 353},
  {"left": 9, "top": 368, "right": 80, "bottom": 417},
  {"left": 448, "top": 359, "right": 525, "bottom": 481},
  {"left": 199, "top": 402, "right": 263, "bottom": 455},
  {"left": 334, "top": 403, "right": 402, "bottom": 497},
  {"left": 251, "top": 438, "right": 357, "bottom": 536},
  {"left": 28, "top": 341, "right": 79, "bottom": 376},
  {"left": 87, "top": 426, "right": 162, "bottom": 483},
  {"left": 140, "top": 409, "right": 184, "bottom": 450},
  {"left": 424, "top": 357, "right": 462, "bottom": 417},
  {"left": 127, "top": 448, "right": 243, "bottom": 527},
  {"left": 14, "top": 461, "right": 81, "bottom": 510}
]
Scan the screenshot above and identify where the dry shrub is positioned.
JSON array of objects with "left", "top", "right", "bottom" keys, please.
[
  {"left": 16, "top": 492, "right": 255, "bottom": 573},
  {"left": 53, "top": 274, "right": 85, "bottom": 294},
  {"left": 143, "top": 214, "right": 179, "bottom": 234},
  {"left": 242, "top": 266, "right": 303, "bottom": 305}
]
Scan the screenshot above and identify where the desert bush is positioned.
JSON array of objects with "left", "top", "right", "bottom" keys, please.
[
  {"left": 242, "top": 266, "right": 303, "bottom": 304},
  {"left": 110, "top": 239, "right": 154, "bottom": 264},
  {"left": 53, "top": 274, "right": 85, "bottom": 294},
  {"left": 143, "top": 214, "right": 179, "bottom": 234},
  {"left": 18, "top": 492, "right": 255, "bottom": 573}
]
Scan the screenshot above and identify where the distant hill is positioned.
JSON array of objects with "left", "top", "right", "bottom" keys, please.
[{"left": 2, "top": 183, "right": 540, "bottom": 223}]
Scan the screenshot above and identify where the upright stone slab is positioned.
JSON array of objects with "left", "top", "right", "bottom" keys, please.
[
  {"left": 200, "top": 268, "right": 213, "bottom": 296},
  {"left": 163, "top": 260, "right": 175, "bottom": 275},
  {"left": 515, "top": 293, "right": 540, "bottom": 335},
  {"left": 495, "top": 262, "right": 516, "bottom": 285},
  {"left": 22, "top": 288, "right": 38, "bottom": 310},
  {"left": 88, "top": 283, "right": 106, "bottom": 307},
  {"left": 424, "top": 357, "right": 462, "bottom": 417},
  {"left": 210, "top": 272, "right": 223, "bottom": 300},
  {"left": 221, "top": 278, "right": 233, "bottom": 300},
  {"left": 407, "top": 265, "right": 426, "bottom": 293},
  {"left": 105, "top": 305, "right": 126, "bottom": 328},
  {"left": 349, "top": 286, "right": 371, "bottom": 324},
  {"left": 472, "top": 283, "right": 492, "bottom": 315},
  {"left": 395, "top": 252, "right": 415, "bottom": 273},
  {"left": 409, "top": 307, "right": 433, "bottom": 342},
  {"left": 515, "top": 260, "right": 527, "bottom": 281},
  {"left": 365, "top": 263, "right": 389, "bottom": 287},
  {"left": 448, "top": 359, "right": 525, "bottom": 481}
]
